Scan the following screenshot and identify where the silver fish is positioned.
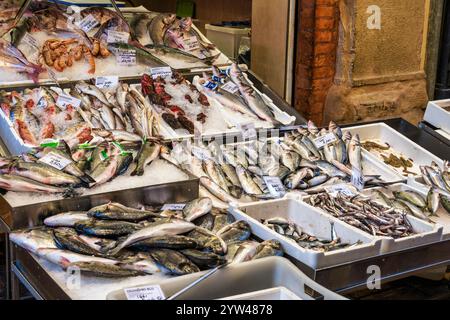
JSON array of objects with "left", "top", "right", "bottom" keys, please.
[
  {"left": 44, "top": 212, "right": 90, "bottom": 227},
  {"left": 183, "top": 197, "right": 213, "bottom": 222}
]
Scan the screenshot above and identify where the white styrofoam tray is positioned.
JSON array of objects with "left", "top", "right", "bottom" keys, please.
[
  {"left": 300, "top": 195, "right": 443, "bottom": 255},
  {"left": 424, "top": 99, "right": 450, "bottom": 134},
  {"left": 0, "top": 108, "right": 35, "bottom": 156},
  {"left": 230, "top": 199, "right": 382, "bottom": 269},
  {"left": 343, "top": 123, "right": 444, "bottom": 176},
  {"left": 368, "top": 182, "right": 450, "bottom": 240},
  {"left": 106, "top": 257, "right": 345, "bottom": 300}
]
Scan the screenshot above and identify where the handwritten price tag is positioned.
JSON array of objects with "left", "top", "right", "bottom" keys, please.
[
  {"left": 314, "top": 133, "right": 337, "bottom": 149},
  {"left": 95, "top": 76, "right": 119, "bottom": 89},
  {"left": 107, "top": 30, "right": 129, "bottom": 44},
  {"left": 221, "top": 81, "right": 239, "bottom": 94},
  {"left": 191, "top": 147, "right": 211, "bottom": 161},
  {"left": 150, "top": 67, "right": 173, "bottom": 79},
  {"left": 39, "top": 152, "right": 71, "bottom": 170},
  {"left": 263, "top": 176, "right": 286, "bottom": 198},
  {"left": 238, "top": 122, "right": 257, "bottom": 141},
  {"left": 125, "top": 285, "right": 165, "bottom": 301},
  {"left": 161, "top": 203, "right": 186, "bottom": 211},
  {"left": 325, "top": 184, "right": 357, "bottom": 197},
  {"left": 57, "top": 94, "right": 81, "bottom": 109},
  {"left": 117, "top": 49, "right": 136, "bottom": 66},
  {"left": 76, "top": 14, "right": 99, "bottom": 33},
  {"left": 23, "top": 33, "right": 39, "bottom": 50}
]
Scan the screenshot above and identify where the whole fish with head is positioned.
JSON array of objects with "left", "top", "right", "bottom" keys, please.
[
  {"left": 75, "top": 219, "right": 142, "bottom": 238},
  {"left": 231, "top": 241, "right": 259, "bottom": 264},
  {"left": 236, "top": 164, "right": 263, "bottom": 195},
  {"left": 44, "top": 211, "right": 89, "bottom": 227},
  {"left": 131, "top": 141, "right": 161, "bottom": 176},
  {"left": 186, "top": 226, "right": 227, "bottom": 255},
  {"left": 183, "top": 197, "right": 213, "bottom": 222},
  {"left": 0, "top": 174, "right": 66, "bottom": 193},
  {"left": 216, "top": 221, "right": 251, "bottom": 244},
  {"left": 181, "top": 249, "right": 226, "bottom": 270},
  {"left": 131, "top": 235, "right": 199, "bottom": 251},
  {"left": 149, "top": 248, "right": 200, "bottom": 275},
  {"left": 10, "top": 228, "right": 57, "bottom": 254},
  {"left": 36, "top": 248, "right": 118, "bottom": 269},
  {"left": 252, "top": 240, "right": 283, "bottom": 260},
  {"left": 229, "top": 63, "right": 278, "bottom": 124},
  {"left": 109, "top": 219, "right": 196, "bottom": 255},
  {"left": 148, "top": 13, "right": 177, "bottom": 46},
  {"left": 53, "top": 228, "right": 105, "bottom": 257}
]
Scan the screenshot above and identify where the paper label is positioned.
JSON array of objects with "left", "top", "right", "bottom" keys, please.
[
  {"left": 150, "top": 67, "right": 173, "bottom": 79},
  {"left": 125, "top": 285, "right": 165, "bottom": 301},
  {"left": 203, "top": 81, "right": 218, "bottom": 90},
  {"left": 116, "top": 49, "right": 136, "bottom": 66},
  {"left": 23, "top": 32, "right": 39, "bottom": 50},
  {"left": 325, "top": 184, "right": 356, "bottom": 197},
  {"left": 107, "top": 30, "right": 129, "bottom": 44},
  {"left": 161, "top": 203, "right": 186, "bottom": 211},
  {"left": 191, "top": 147, "right": 211, "bottom": 161},
  {"left": 39, "top": 152, "right": 71, "bottom": 170},
  {"left": 238, "top": 122, "right": 257, "bottom": 141},
  {"left": 314, "top": 133, "right": 337, "bottom": 149},
  {"left": 95, "top": 76, "right": 119, "bottom": 89},
  {"left": 57, "top": 94, "right": 81, "bottom": 109},
  {"left": 263, "top": 176, "right": 286, "bottom": 198},
  {"left": 47, "top": 68, "right": 59, "bottom": 84},
  {"left": 183, "top": 36, "right": 200, "bottom": 51},
  {"left": 76, "top": 14, "right": 98, "bottom": 33},
  {"left": 221, "top": 81, "right": 239, "bottom": 94},
  {"left": 351, "top": 167, "right": 365, "bottom": 191}
]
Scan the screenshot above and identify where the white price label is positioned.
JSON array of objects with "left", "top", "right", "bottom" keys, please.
[
  {"left": 124, "top": 285, "right": 165, "bottom": 301},
  {"left": 238, "top": 122, "right": 257, "bottom": 141},
  {"left": 161, "top": 203, "right": 186, "bottom": 211},
  {"left": 150, "top": 67, "right": 173, "bottom": 79},
  {"left": 95, "top": 76, "right": 119, "bottom": 89},
  {"left": 191, "top": 147, "right": 211, "bottom": 161},
  {"left": 107, "top": 30, "right": 129, "bottom": 44},
  {"left": 325, "top": 184, "right": 356, "bottom": 197},
  {"left": 351, "top": 167, "right": 365, "bottom": 191},
  {"left": 76, "top": 14, "right": 99, "bottom": 33},
  {"left": 263, "top": 176, "right": 286, "bottom": 198},
  {"left": 57, "top": 94, "right": 81, "bottom": 109},
  {"left": 23, "top": 32, "right": 39, "bottom": 50},
  {"left": 221, "top": 81, "right": 240, "bottom": 94},
  {"left": 116, "top": 49, "right": 136, "bottom": 66},
  {"left": 314, "top": 133, "right": 337, "bottom": 149},
  {"left": 38, "top": 152, "right": 72, "bottom": 170},
  {"left": 183, "top": 36, "right": 200, "bottom": 51}
]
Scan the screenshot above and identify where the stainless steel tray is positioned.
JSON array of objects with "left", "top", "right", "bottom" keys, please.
[{"left": 0, "top": 178, "right": 199, "bottom": 232}]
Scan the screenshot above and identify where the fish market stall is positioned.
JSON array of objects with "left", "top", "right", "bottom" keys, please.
[{"left": 1, "top": 0, "right": 450, "bottom": 302}]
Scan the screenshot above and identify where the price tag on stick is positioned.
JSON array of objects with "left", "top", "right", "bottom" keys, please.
[
  {"left": 238, "top": 122, "right": 257, "bottom": 141},
  {"left": 263, "top": 176, "right": 286, "bottom": 198},
  {"left": 150, "top": 67, "right": 173, "bottom": 79},
  {"left": 314, "top": 133, "right": 337, "bottom": 149},
  {"left": 351, "top": 167, "right": 365, "bottom": 191},
  {"left": 95, "top": 76, "right": 119, "bottom": 89},
  {"left": 39, "top": 152, "right": 72, "bottom": 170}
]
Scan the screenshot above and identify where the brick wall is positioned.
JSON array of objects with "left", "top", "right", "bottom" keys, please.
[{"left": 294, "top": 0, "right": 340, "bottom": 125}]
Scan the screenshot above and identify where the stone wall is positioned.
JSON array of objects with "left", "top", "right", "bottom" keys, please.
[
  {"left": 294, "top": 0, "right": 340, "bottom": 124},
  {"left": 295, "top": 0, "right": 430, "bottom": 126}
]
